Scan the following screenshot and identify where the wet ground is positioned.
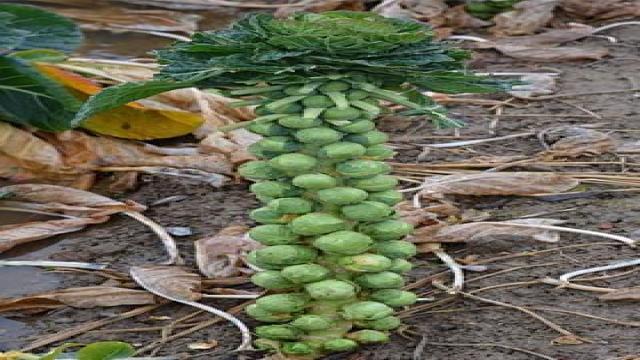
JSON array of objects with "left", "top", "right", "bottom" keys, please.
[{"left": 1, "top": 4, "right": 639, "bottom": 360}]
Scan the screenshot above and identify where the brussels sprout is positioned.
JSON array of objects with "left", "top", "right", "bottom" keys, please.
[
  {"left": 256, "top": 293, "right": 309, "bottom": 313},
  {"left": 281, "top": 264, "right": 331, "bottom": 284},
  {"left": 248, "top": 143, "right": 280, "bottom": 159},
  {"left": 344, "top": 130, "right": 389, "bottom": 146},
  {"left": 294, "top": 127, "right": 343, "bottom": 145},
  {"left": 292, "top": 173, "right": 337, "bottom": 190},
  {"left": 256, "top": 324, "right": 302, "bottom": 340},
  {"left": 290, "top": 213, "right": 346, "bottom": 235},
  {"left": 338, "top": 254, "right": 393, "bottom": 272},
  {"left": 335, "top": 120, "right": 375, "bottom": 134},
  {"left": 246, "top": 304, "right": 295, "bottom": 323},
  {"left": 366, "top": 189, "right": 404, "bottom": 206},
  {"left": 373, "top": 240, "right": 417, "bottom": 259},
  {"left": 291, "top": 315, "right": 332, "bottom": 331},
  {"left": 247, "top": 122, "right": 290, "bottom": 136},
  {"left": 347, "top": 174, "right": 398, "bottom": 192},
  {"left": 251, "top": 270, "right": 296, "bottom": 290},
  {"left": 246, "top": 250, "right": 283, "bottom": 270},
  {"left": 253, "top": 338, "right": 280, "bottom": 351},
  {"left": 356, "top": 316, "right": 401, "bottom": 331},
  {"left": 305, "top": 279, "right": 357, "bottom": 300},
  {"left": 323, "top": 107, "right": 362, "bottom": 121},
  {"left": 317, "top": 142, "right": 366, "bottom": 161},
  {"left": 319, "top": 81, "right": 351, "bottom": 93},
  {"left": 303, "top": 95, "right": 334, "bottom": 108},
  {"left": 389, "top": 258, "right": 413, "bottom": 273},
  {"left": 359, "top": 220, "right": 413, "bottom": 240},
  {"left": 369, "top": 289, "right": 417, "bottom": 307},
  {"left": 238, "top": 161, "right": 284, "bottom": 180},
  {"left": 249, "top": 207, "right": 288, "bottom": 224},
  {"left": 336, "top": 160, "right": 391, "bottom": 178},
  {"left": 364, "top": 144, "right": 396, "bottom": 160},
  {"left": 284, "top": 85, "right": 316, "bottom": 96},
  {"left": 256, "top": 136, "right": 302, "bottom": 153},
  {"left": 269, "top": 153, "right": 317, "bottom": 174},
  {"left": 270, "top": 102, "right": 304, "bottom": 114},
  {"left": 250, "top": 181, "right": 300, "bottom": 198},
  {"left": 346, "top": 330, "right": 390, "bottom": 344},
  {"left": 317, "top": 187, "right": 368, "bottom": 206},
  {"left": 346, "top": 89, "right": 369, "bottom": 101},
  {"left": 341, "top": 301, "right": 394, "bottom": 321},
  {"left": 249, "top": 224, "right": 300, "bottom": 245},
  {"left": 323, "top": 338, "right": 358, "bottom": 352},
  {"left": 255, "top": 245, "right": 318, "bottom": 266},
  {"left": 278, "top": 115, "right": 322, "bottom": 129},
  {"left": 313, "top": 231, "right": 373, "bottom": 255},
  {"left": 281, "top": 342, "right": 314, "bottom": 355},
  {"left": 355, "top": 271, "right": 405, "bottom": 289},
  {"left": 267, "top": 197, "right": 314, "bottom": 214},
  {"left": 341, "top": 201, "right": 392, "bottom": 221}
]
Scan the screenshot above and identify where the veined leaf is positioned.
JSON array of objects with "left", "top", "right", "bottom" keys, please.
[
  {"left": 0, "top": 56, "right": 80, "bottom": 131},
  {"left": 76, "top": 341, "right": 134, "bottom": 360},
  {"left": 0, "top": 4, "right": 82, "bottom": 53}
]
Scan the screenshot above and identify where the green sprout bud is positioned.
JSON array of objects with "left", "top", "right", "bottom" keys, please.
[
  {"left": 356, "top": 316, "right": 401, "bottom": 331},
  {"left": 256, "top": 324, "right": 302, "bottom": 340},
  {"left": 294, "top": 127, "right": 343, "bottom": 145},
  {"left": 250, "top": 181, "right": 300, "bottom": 198},
  {"left": 341, "top": 301, "right": 394, "bottom": 321},
  {"left": 246, "top": 304, "right": 295, "bottom": 323},
  {"left": 344, "top": 130, "right": 389, "bottom": 146},
  {"left": 238, "top": 161, "right": 284, "bottom": 180},
  {"left": 323, "top": 107, "right": 362, "bottom": 121},
  {"left": 291, "top": 315, "right": 333, "bottom": 331},
  {"left": 305, "top": 279, "right": 357, "bottom": 300},
  {"left": 341, "top": 201, "right": 392, "bottom": 221},
  {"left": 346, "top": 89, "right": 369, "bottom": 101},
  {"left": 317, "top": 142, "right": 366, "bottom": 161},
  {"left": 267, "top": 197, "right": 314, "bottom": 214},
  {"left": 269, "top": 153, "right": 318, "bottom": 174},
  {"left": 281, "top": 342, "right": 314, "bottom": 355},
  {"left": 290, "top": 212, "right": 347, "bottom": 235},
  {"left": 366, "top": 189, "right": 404, "bottom": 206},
  {"left": 347, "top": 174, "right": 398, "bottom": 192},
  {"left": 249, "top": 207, "right": 288, "bottom": 224},
  {"left": 389, "top": 258, "right": 413, "bottom": 273},
  {"left": 255, "top": 245, "right": 318, "bottom": 266},
  {"left": 281, "top": 264, "right": 331, "bottom": 284},
  {"left": 292, "top": 173, "right": 337, "bottom": 190},
  {"left": 256, "top": 293, "right": 309, "bottom": 313},
  {"left": 278, "top": 115, "right": 322, "bottom": 129},
  {"left": 249, "top": 224, "right": 300, "bottom": 245},
  {"left": 338, "top": 254, "right": 393, "bottom": 272},
  {"left": 247, "top": 122, "right": 290, "bottom": 136},
  {"left": 355, "top": 271, "right": 405, "bottom": 289},
  {"left": 336, "top": 160, "right": 391, "bottom": 178},
  {"left": 319, "top": 81, "right": 351, "bottom": 93},
  {"left": 303, "top": 95, "right": 334, "bottom": 108},
  {"left": 251, "top": 270, "right": 296, "bottom": 290},
  {"left": 335, "top": 120, "right": 375, "bottom": 134},
  {"left": 323, "top": 338, "right": 358, "bottom": 352},
  {"left": 253, "top": 338, "right": 280, "bottom": 351},
  {"left": 313, "top": 231, "right": 373, "bottom": 255},
  {"left": 317, "top": 187, "right": 368, "bottom": 206},
  {"left": 373, "top": 240, "right": 417, "bottom": 259},
  {"left": 360, "top": 220, "right": 413, "bottom": 240},
  {"left": 369, "top": 289, "right": 417, "bottom": 307},
  {"left": 347, "top": 330, "right": 390, "bottom": 344},
  {"left": 364, "top": 144, "right": 396, "bottom": 160},
  {"left": 256, "top": 136, "right": 302, "bottom": 153}
]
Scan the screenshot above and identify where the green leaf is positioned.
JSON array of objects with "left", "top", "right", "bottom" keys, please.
[
  {"left": 0, "top": 4, "right": 82, "bottom": 53},
  {"left": 76, "top": 341, "right": 134, "bottom": 360},
  {"left": 0, "top": 55, "right": 81, "bottom": 131},
  {"left": 73, "top": 79, "right": 195, "bottom": 125},
  {"left": 39, "top": 343, "right": 81, "bottom": 360},
  {"left": 9, "top": 49, "right": 68, "bottom": 63}
]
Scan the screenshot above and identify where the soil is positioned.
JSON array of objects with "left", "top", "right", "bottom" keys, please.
[{"left": 1, "top": 12, "right": 640, "bottom": 360}]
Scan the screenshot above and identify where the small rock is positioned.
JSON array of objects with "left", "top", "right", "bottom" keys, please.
[{"left": 167, "top": 226, "right": 194, "bottom": 237}]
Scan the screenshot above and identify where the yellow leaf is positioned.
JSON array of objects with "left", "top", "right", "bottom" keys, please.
[{"left": 36, "top": 64, "right": 203, "bottom": 140}]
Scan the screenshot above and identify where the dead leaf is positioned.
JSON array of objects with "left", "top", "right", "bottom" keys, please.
[
  {"left": 552, "top": 335, "right": 585, "bottom": 345},
  {"left": 195, "top": 225, "right": 261, "bottom": 278},
  {"left": 599, "top": 287, "right": 640, "bottom": 301},
  {"left": 494, "top": 45, "right": 609, "bottom": 61},
  {"left": 440, "top": 5, "right": 492, "bottom": 29},
  {"left": 491, "top": 0, "right": 559, "bottom": 36},
  {"left": 187, "top": 340, "right": 219, "bottom": 350},
  {"left": 540, "top": 126, "right": 616, "bottom": 158},
  {"left": 616, "top": 141, "right": 640, "bottom": 154},
  {"left": 0, "top": 286, "right": 156, "bottom": 313},
  {"left": 560, "top": 0, "right": 640, "bottom": 19},
  {"left": 419, "top": 172, "right": 579, "bottom": 196},
  {"left": 509, "top": 73, "right": 557, "bottom": 98},
  {"left": 374, "top": 0, "right": 448, "bottom": 21},
  {"left": 275, "top": 0, "right": 365, "bottom": 17},
  {"left": 130, "top": 266, "right": 202, "bottom": 302},
  {"left": 411, "top": 218, "right": 566, "bottom": 245}
]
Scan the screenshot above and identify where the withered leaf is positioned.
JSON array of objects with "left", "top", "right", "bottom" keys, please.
[
  {"left": 599, "top": 287, "right": 640, "bottom": 301},
  {"left": 130, "top": 266, "right": 202, "bottom": 302},
  {"left": 494, "top": 45, "right": 609, "bottom": 62},
  {"left": 491, "top": 0, "right": 559, "bottom": 36},
  {"left": 195, "top": 225, "right": 261, "bottom": 278},
  {"left": 560, "top": 0, "right": 640, "bottom": 19},
  {"left": 540, "top": 126, "right": 615, "bottom": 158}
]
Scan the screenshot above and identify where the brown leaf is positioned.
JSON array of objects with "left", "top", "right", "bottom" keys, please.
[
  {"left": 130, "top": 266, "right": 202, "bottom": 302},
  {"left": 374, "top": 0, "right": 448, "bottom": 21},
  {"left": 195, "top": 225, "right": 261, "bottom": 278},
  {"left": 188, "top": 340, "right": 219, "bottom": 350},
  {"left": 0, "top": 217, "right": 109, "bottom": 253},
  {"left": 599, "top": 287, "right": 640, "bottom": 301},
  {"left": 411, "top": 218, "right": 566, "bottom": 245},
  {"left": 275, "top": 0, "right": 365, "bottom": 17},
  {"left": 617, "top": 141, "right": 640, "bottom": 154},
  {"left": 0, "top": 286, "right": 156, "bottom": 313},
  {"left": 560, "top": 0, "right": 640, "bottom": 19},
  {"left": 552, "top": 335, "right": 585, "bottom": 345},
  {"left": 491, "top": 0, "right": 559, "bottom": 36},
  {"left": 441, "top": 5, "right": 492, "bottom": 29},
  {"left": 486, "top": 25, "right": 597, "bottom": 47},
  {"left": 494, "top": 44, "right": 609, "bottom": 62},
  {"left": 509, "top": 73, "right": 557, "bottom": 98},
  {"left": 540, "top": 126, "right": 616, "bottom": 158},
  {"left": 419, "top": 172, "right": 579, "bottom": 196}
]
